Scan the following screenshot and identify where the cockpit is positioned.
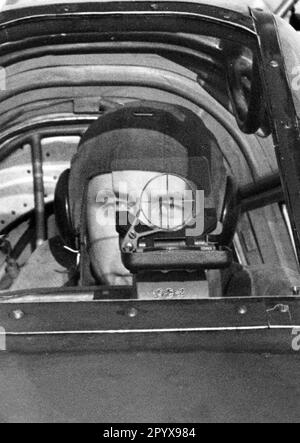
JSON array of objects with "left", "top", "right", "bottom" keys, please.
[{"left": 0, "top": 1, "right": 299, "bottom": 303}]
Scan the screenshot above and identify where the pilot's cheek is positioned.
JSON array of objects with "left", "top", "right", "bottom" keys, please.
[
  {"left": 89, "top": 237, "right": 131, "bottom": 285},
  {"left": 87, "top": 205, "right": 132, "bottom": 285}
]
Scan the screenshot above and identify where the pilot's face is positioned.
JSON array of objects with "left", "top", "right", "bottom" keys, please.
[{"left": 87, "top": 171, "right": 190, "bottom": 285}]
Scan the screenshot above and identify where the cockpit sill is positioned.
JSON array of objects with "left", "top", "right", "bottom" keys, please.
[{"left": 0, "top": 289, "right": 300, "bottom": 354}]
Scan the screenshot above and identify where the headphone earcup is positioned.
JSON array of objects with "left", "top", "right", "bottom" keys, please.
[{"left": 54, "top": 169, "right": 77, "bottom": 250}]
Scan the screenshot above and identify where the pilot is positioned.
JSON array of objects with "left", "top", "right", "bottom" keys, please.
[{"left": 9, "top": 101, "right": 300, "bottom": 296}]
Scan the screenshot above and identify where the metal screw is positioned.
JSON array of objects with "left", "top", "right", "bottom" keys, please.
[
  {"left": 238, "top": 306, "right": 247, "bottom": 315},
  {"left": 12, "top": 310, "right": 24, "bottom": 320}
]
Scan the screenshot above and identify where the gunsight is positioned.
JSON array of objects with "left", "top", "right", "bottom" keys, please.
[{"left": 116, "top": 173, "right": 232, "bottom": 299}]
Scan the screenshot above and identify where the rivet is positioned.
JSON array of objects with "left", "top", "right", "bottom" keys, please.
[
  {"left": 128, "top": 308, "right": 138, "bottom": 318},
  {"left": 238, "top": 306, "right": 247, "bottom": 315},
  {"left": 12, "top": 310, "right": 24, "bottom": 320},
  {"left": 270, "top": 60, "right": 279, "bottom": 68}
]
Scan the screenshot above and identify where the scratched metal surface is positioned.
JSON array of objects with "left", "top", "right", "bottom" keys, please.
[{"left": 0, "top": 351, "right": 299, "bottom": 423}]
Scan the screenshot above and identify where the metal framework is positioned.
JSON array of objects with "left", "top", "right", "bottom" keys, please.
[
  {"left": 0, "top": 118, "right": 93, "bottom": 243},
  {"left": 252, "top": 9, "right": 300, "bottom": 263}
]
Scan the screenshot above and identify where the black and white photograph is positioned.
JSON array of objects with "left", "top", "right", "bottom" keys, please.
[{"left": 0, "top": 0, "right": 299, "bottom": 425}]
